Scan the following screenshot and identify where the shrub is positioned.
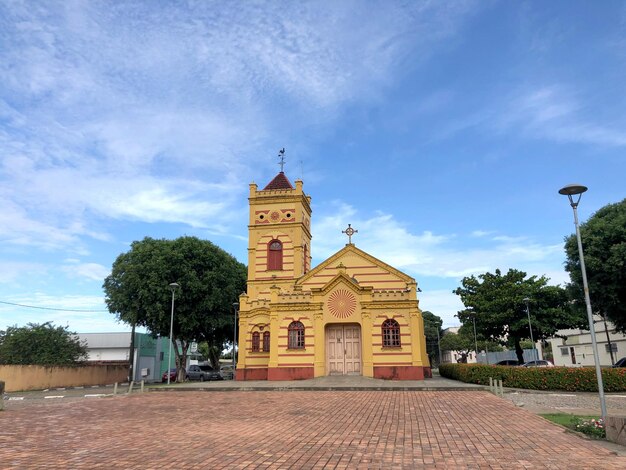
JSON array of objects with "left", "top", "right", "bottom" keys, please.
[
  {"left": 575, "top": 418, "right": 606, "bottom": 439},
  {"left": 438, "top": 363, "right": 626, "bottom": 392}
]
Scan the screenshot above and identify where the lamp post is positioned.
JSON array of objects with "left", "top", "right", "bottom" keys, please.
[
  {"left": 523, "top": 297, "right": 536, "bottom": 360},
  {"left": 232, "top": 302, "right": 239, "bottom": 373},
  {"left": 167, "top": 282, "right": 180, "bottom": 385},
  {"left": 559, "top": 184, "right": 607, "bottom": 419}
]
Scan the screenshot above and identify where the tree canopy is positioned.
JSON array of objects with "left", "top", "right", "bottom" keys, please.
[
  {"left": 564, "top": 198, "right": 626, "bottom": 332},
  {"left": 0, "top": 322, "right": 87, "bottom": 365},
  {"left": 453, "top": 268, "right": 585, "bottom": 363},
  {"left": 103, "top": 236, "right": 247, "bottom": 377},
  {"left": 439, "top": 332, "right": 474, "bottom": 362},
  {"left": 421, "top": 311, "right": 443, "bottom": 366}
]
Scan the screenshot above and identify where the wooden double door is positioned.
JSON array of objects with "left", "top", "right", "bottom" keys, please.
[{"left": 326, "top": 324, "right": 361, "bottom": 375}]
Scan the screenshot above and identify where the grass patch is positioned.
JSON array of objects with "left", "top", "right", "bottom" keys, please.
[{"left": 541, "top": 413, "right": 606, "bottom": 439}]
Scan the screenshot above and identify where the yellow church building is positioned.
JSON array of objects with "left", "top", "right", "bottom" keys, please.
[{"left": 236, "top": 169, "right": 431, "bottom": 381}]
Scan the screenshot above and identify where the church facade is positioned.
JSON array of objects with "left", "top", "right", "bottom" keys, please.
[{"left": 236, "top": 171, "right": 431, "bottom": 381}]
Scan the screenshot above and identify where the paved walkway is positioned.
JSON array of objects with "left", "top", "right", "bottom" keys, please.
[{"left": 2, "top": 390, "right": 625, "bottom": 469}]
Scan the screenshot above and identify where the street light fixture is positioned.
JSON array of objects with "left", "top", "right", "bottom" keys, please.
[
  {"left": 232, "top": 302, "right": 239, "bottom": 374},
  {"left": 167, "top": 282, "right": 180, "bottom": 385},
  {"left": 523, "top": 297, "right": 536, "bottom": 360},
  {"left": 559, "top": 184, "right": 607, "bottom": 419}
]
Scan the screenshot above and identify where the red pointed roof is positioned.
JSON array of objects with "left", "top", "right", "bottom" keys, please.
[{"left": 263, "top": 172, "right": 294, "bottom": 190}]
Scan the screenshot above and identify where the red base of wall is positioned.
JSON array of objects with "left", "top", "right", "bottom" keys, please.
[
  {"left": 373, "top": 366, "right": 430, "bottom": 380},
  {"left": 267, "top": 367, "right": 314, "bottom": 381},
  {"left": 236, "top": 368, "right": 268, "bottom": 381}
]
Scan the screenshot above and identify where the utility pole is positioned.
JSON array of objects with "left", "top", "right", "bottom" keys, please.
[
  {"left": 436, "top": 322, "right": 442, "bottom": 367},
  {"left": 128, "top": 322, "right": 136, "bottom": 382}
]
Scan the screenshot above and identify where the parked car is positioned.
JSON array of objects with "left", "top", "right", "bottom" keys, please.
[
  {"left": 494, "top": 360, "right": 519, "bottom": 366},
  {"left": 613, "top": 357, "right": 626, "bottom": 368},
  {"left": 521, "top": 360, "right": 554, "bottom": 367},
  {"left": 186, "top": 365, "right": 222, "bottom": 382},
  {"left": 161, "top": 368, "right": 177, "bottom": 382},
  {"left": 220, "top": 364, "right": 235, "bottom": 380}
]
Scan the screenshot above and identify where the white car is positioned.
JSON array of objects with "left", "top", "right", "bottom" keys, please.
[{"left": 521, "top": 360, "right": 554, "bottom": 367}]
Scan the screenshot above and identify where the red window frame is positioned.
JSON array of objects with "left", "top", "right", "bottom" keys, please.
[
  {"left": 263, "top": 331, "right": 270, "bottom": 352},
  {"left": 251, "top": 332, "right": 260, "bottom": 352},
  {"left": 382, "top": 319, "right": 401, "bottom": 347},
  {"left": 268, "top": 239, "right": 283, "bottom": 270},
  {"left": 288, "top": 321, "right": 305, "bottom": 349}
]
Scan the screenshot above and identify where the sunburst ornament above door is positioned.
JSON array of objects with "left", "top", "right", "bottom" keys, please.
[{"left": 328, "top": 289, "right": 356, "bottom": 319}]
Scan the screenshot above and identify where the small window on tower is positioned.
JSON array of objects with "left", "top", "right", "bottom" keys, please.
[
  {"left": 268, "top": 240, "right": 283, "bottom": 270},
  {"left": 303, "top": 244, "right": 308, "bottom": 274}
]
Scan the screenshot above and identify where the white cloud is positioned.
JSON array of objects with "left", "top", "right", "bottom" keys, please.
[
  {"left": 312, "top": 202, "right": 565, "bottom": 280},
  {"left": 418, "top": 290, "right": 464, "bottom": 328},
  {"left": 0, "top": 261, "right": 48, "bottom": 284},
  {"left": 0, "top": 292, "right": 112, "bottom": 331},
  {"left": 500, "top": 85, "right": 626, "bottom": 147},
  {"left": 62, "top": 261, "right": 110, "bottom": 282},
  {"left": 0, "top": 2, "right": 480, "bottom": 255}
]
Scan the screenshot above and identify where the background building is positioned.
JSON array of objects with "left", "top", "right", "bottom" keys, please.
[
  {"left": 77, "top": 332, "right": 199, "bottom": 381},
  {"left": 548, "top": 317, "right": 626, "bottom": 367}
]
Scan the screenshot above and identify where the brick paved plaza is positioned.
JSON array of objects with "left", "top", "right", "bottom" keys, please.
[{"left": 2, "top": 390, "right": 625, "bottom": 469}]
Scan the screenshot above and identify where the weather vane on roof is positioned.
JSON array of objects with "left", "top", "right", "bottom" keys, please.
[
  {"left": 278, "top": 148, "right": 286, "bottom": 172},
  {"left": 342, "top": 224, "right": 358, "bottom": 245}
]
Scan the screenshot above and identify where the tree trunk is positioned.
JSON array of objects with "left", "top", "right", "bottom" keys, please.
[
  {"left": 207, "top": 341, "right": 220, "bottom": 369},
  {"left": 514, "top": 338, "right": 524, "bottom": 364},
  {"left": 174, "top": 340, "right": 189, "bottom": 382},
  {"left": 602, "top": 314, "right": 615, "bottom": 365}
]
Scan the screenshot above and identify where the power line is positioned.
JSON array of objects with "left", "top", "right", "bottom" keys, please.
[{"left": 0, "top": 300, "right": 108, "bottom": 313}]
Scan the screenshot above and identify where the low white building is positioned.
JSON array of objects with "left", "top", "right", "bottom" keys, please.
[
  {"left": 548, "top": 316, "right": 626, "bottom": 367},
  {"left": 440, "top": 327, "right": 479, "bottom": 364},
  {"left": 77, "top": 332, "right": 133, "bottom": 362}
]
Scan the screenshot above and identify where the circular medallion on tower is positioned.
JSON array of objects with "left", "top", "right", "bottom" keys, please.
[
  {"left": 270, "top": 211, "right": 281, "bottom": 222},
  {"left": 327, "top": 289, "right": 356, "bottom": 319}
]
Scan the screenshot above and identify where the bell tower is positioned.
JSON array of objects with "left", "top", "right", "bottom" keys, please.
[{"left": 247, "top": 169, "right": 312, "bottom": 300}]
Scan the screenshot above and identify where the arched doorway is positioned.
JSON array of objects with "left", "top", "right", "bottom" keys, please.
[{"left": 326, "top": 324, "right": 361, "bottom": 375}]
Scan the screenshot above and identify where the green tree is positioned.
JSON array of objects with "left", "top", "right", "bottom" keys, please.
[
  {"left": 422, "top": 311, "right": 443, "bottom": 366},
  {"left": 0, "top": 322, "right": 87, "bottom": 365},
  {"left": 454, "top": 269, "right": 585, "bottom": 364},
  {"left": 103, "top": 236, "right": 246, "bottom": 380},
  {"left": 439, "top": 332, "right": 474, "bottom": 362},
  {"left": 197, "top": 341, "right": 222, "bottom": 369},
  {"left": 564, "top": 198, "right": 626, "bottom": 333}
]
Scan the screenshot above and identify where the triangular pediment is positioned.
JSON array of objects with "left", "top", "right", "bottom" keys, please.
[
  {"left": 297, "top": 244, "right": 415, "bottom": 292},
  {"left": 311, "top": 270, "right": 371, "bottom": 295}
]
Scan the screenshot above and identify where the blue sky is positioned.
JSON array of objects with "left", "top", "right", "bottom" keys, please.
[{"left": 1, "top": 1, "right": 625, "bottom": 333}]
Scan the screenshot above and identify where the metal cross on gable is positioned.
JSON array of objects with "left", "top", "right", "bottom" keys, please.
[{"left": 342, "top": 224, "right": 358, "bottom": 244}]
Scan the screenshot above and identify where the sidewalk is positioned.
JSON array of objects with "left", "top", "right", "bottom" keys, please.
[{"left": 152, "top": 373, "right": 487, "bottom": 392}]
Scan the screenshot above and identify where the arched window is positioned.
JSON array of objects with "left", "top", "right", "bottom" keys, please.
[
  {"left": 268, "top": 240, "right": 283, "bottom": 270},
  {"left": 251, "top": 332, "right": 260, "bottom": 352},
  {"left": 263, "top": 331, "right": 270, "bottom": 352},
  {"left": 288, "top": 321, "right": 305, "bottom": 349},
  {"left": 382, "top": 319, "right": 401, "bottom": 347}
]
